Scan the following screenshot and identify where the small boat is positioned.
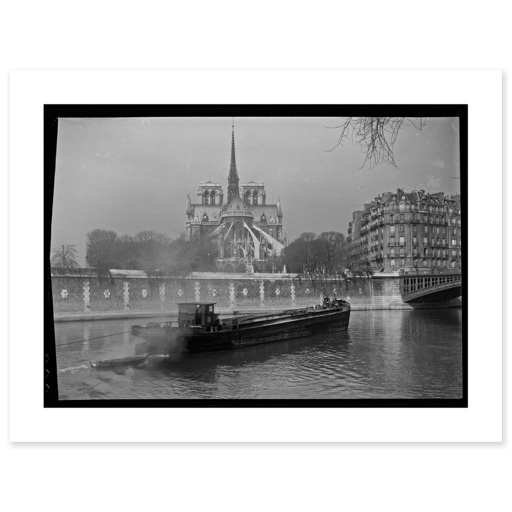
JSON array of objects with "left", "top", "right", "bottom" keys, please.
[
  {"left": 90, "top": 353, "right": 149, "bottom": 369},
  {"left": 131, "top": 298, "right": 350, "bottom": 355}
]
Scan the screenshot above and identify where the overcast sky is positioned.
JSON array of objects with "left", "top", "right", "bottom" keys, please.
[{"left": 51, "top": 116, "right": 461, "bottom": 265}]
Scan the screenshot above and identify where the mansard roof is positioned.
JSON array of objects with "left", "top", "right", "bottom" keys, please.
[{"left": 365, "top": 188, "right": 460, "bottom": 211}]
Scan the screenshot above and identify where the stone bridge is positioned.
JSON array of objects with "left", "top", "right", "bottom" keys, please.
[{"left": 400, "top": 271, "right": 462, "bottom": 303}]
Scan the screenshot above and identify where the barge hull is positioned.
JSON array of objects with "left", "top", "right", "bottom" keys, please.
[{"left": 133, "top": 307, "right": 350, "bottom": 354}]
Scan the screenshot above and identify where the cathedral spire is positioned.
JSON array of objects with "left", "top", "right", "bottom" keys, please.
[{"left": 227, "top": 119, "right": 240, "bottom": 203}]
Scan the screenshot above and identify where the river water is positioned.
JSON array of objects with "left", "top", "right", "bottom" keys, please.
[{"left": 54, "top": 309, "right": 463, "bottom": 400}]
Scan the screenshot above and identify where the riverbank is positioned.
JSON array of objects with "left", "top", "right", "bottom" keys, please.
[{"left": 53, "top": 299, "right": 461, "bottom": 323}]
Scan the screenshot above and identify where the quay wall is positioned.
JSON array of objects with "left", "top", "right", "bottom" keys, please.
[{"left": 49, "top": 269, "right": 458, "bottom": 315}]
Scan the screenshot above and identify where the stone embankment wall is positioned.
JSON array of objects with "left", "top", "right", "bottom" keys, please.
[{"left": 50, "top": 268, "right": 453, "bottom": 315}]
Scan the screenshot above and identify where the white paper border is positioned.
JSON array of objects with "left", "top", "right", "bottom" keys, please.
[{"left": 9, "top": 70, "right": 502, "bottom": 442}]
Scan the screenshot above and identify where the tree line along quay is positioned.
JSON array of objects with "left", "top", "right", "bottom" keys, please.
[{"left": 52, "top": 228, "right": 350, "bottom": 276}]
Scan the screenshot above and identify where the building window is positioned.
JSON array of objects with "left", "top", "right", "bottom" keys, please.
[
  {"left": 399, "top": 236, "right": 405, "bottom": 246},
  {"left": 390, "top": 259, "right": 395, "bottom": 267},
  {"left": 413, "top": 236, "right": 417, "bottom": 245},
  {"left": 436, "top": 227, "right": 440, "bottom": 234},
  {"left": 399, "top": 224, "right": 404, "bottom": 233},
  {"left": 390, "top": 225, "right": 395, "bottom": 234},
  {"left": 400, "top": 214, "right": 404, "bottom": 222},
  {"left": 431, "top": 237, "right": 435, "bottom": 245},
  {"left": 452, "top": 239, "right": 456, "bottom": 246},
  {"left": 423, "top": 236, "right": 428, "bottom": 245},
  {"left": 436, "top": 237, "right": 440, "bottom": 245}
]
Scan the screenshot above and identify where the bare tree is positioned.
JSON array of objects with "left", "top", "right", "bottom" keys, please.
[
  {"left": 327, "top": 117, "right": 426, "bottom": 168},
  {"left": 319, "top": 231, "right": 348, "bottom": 273},
  {"left": 51, "top": 245, "right": 79, "bottom": 268}
]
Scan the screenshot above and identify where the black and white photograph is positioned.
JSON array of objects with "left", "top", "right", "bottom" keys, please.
[{"left": 45, "top": 106, "right": 466, "bottom": 406}]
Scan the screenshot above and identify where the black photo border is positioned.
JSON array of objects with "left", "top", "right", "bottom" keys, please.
[{"left": 44, "top": 104, "right": 468, "bottom": 408}]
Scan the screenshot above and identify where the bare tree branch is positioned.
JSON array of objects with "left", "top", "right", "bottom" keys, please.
[{"left": 326, "top": 117, "right": 426, "bottom": 168}]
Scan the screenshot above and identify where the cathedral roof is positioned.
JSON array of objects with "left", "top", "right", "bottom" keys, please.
[
  {"left": 188, "top": 204, "right": 223, "bottom": 223},
  {"left": 221, "top": 195, "right": 254, "bottom": 219},
  {"left": 248, "top": 205, "right": 280, "bottom": 222}
]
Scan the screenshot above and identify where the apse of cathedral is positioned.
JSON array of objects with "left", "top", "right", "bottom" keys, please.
[{"left": 185, "top": 122, "right": 284, "bottom": 272}]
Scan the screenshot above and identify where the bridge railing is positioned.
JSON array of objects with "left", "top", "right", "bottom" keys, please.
[
  {"left": 400, "top": 273, "right": 462, "bottom": 295},
  {"left": 399, "top": 268, "right": 462, "bottom": 276}
]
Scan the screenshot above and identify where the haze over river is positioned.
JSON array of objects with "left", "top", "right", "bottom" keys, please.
[{"left": 54, "top": 309, "right": 463, "bottom": 400}]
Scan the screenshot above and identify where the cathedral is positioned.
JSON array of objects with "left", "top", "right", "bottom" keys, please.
[{"left": 185, "top": 122, "right": 285, "bottom": 272}]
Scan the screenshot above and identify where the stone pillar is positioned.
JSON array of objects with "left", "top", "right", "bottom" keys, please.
[
  {"left": 194, "top": 281, "right": 201, "bottom": 302},
  {"left": 259, "top": 281, "right": 265, "bottom": 308},
  {"left": 159, "top": 282, "right": 166, "bottom": 310},
  {"left": 229, "top": 282, "right": 236, "bottom": 310},
  {"left": 290, "top": 282, "right": 296, "bottom": 307},
  {"left": 83, "top": 280, "right": 90, "bottom": 312},
  {"left": 123, "top": 281, "right": 130, "bottom": 310}
]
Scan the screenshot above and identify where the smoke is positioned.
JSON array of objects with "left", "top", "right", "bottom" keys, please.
[
  {"left": 132, "top": 327, "right": 188, "bottom": 358},
  {"left": 101, "top": 344, "right": 137, "bottom": 361},
  {"left": 155, "top": 329, "right": 188, "bottom": 355}
]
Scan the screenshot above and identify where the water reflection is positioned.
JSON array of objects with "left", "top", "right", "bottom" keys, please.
[{"left": 54, "top": 309, "right": 462, "bottom": 400}]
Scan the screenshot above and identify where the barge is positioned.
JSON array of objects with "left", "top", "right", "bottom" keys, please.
[{"left": 131, "top": 298, "right": 350, "bottom": 355}]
